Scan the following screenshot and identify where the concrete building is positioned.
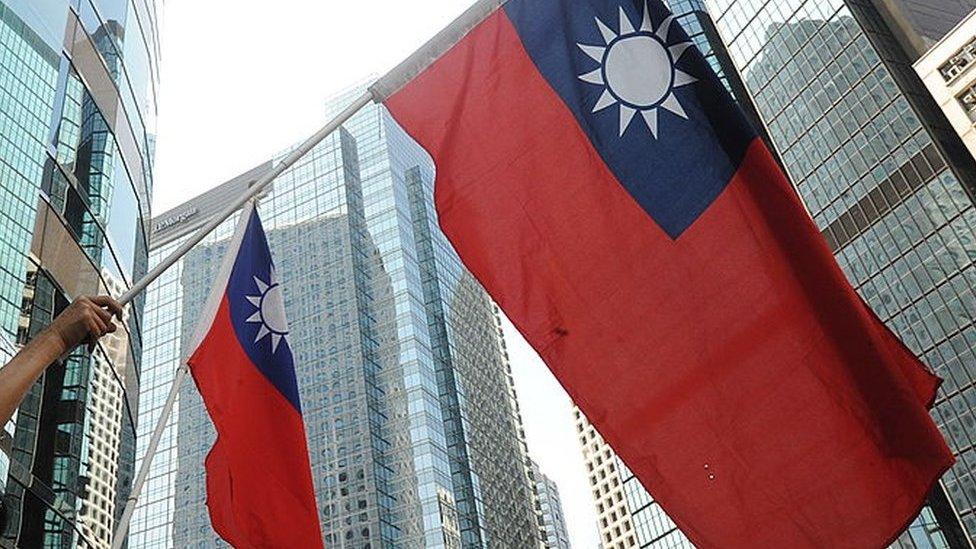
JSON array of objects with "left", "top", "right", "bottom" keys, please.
[
  {"left": 0, "top": 0, "right": 159, "bottom": 547},
  {"left": 129, "top": 88, "right": 546, "bottom": 548},
  {"left": 915, "top": 10, "right": 976, "bottom": 163},
  {"left": 574, "top": 408, "right": 691, "bottom": 549},
  {"left": 530, "top": 460, "right": 572, "bottom": 549}
]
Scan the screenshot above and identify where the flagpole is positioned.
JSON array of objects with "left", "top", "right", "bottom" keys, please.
[
  {"left": 110, "top": 364, "right": 187, "bottom": 549},
  {"left": 116, "top": 90, "right": 373, "bottom": 308},
  {"left": 109, "top": 91, "right": 373, "bottom": 548}
]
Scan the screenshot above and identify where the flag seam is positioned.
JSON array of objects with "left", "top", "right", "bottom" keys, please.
[{"left": 184, "top": 201, "right": 255, "bottom": 362}]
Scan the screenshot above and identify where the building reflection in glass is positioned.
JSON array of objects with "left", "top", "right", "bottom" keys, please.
[{"left": 0, "top": 0, "right": 158, "bottom": 547}]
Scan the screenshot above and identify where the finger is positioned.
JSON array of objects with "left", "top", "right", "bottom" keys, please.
[
  {"left": 72, "top": 296, "right": 90, "bottom": 312},
  {"left": 87, "top": 312, "right": 108, "bottom": 337},
  {"left": 89, "top": 296, "right": 124, "bottom": 319},
  {"left": 94, "top": 295, "right": 123, "bottom": 316},
  {"left": 105, "top": 321, "right": 118, "bottom": 334},
  {"left": 84, "top": 318, "right": 102, "bottom": 351},
  {"left": 90, "top": 303, "right": 114, "bottom": 324}
]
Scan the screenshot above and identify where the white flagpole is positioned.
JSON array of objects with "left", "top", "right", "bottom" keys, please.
[
  {"left": 110, "top": 364, "right": 187, "bottom": 549},
  {"left": 110, "top": 91, "right": 372, "bottom": 548},
  {"left": 116, "top": 91, "right": 372, "bottom": 308}
]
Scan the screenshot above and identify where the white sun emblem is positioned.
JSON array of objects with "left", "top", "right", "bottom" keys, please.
[
  {"left": 577, "top": 3, "right": 696, "bottom": 137},
  {"left": 243, "top": 269, "right": 289, "bottom": 353}
]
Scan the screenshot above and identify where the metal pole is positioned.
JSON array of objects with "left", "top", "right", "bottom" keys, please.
[
  {"left": 116, "top": 90, "right": 373, "bottom": 307},
  {"left": 111, "top": 364, "right": 188, "bottom": 549},
  {"left": 109, "top": 91, "right": 373, "bottom": 548}
]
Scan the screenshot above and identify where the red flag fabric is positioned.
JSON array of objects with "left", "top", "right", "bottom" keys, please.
[
  {"left": 375, "top": 0, "right": 955, "bottom": 546},
  {"left": 187, "top": 202, "right": 322, "bottom": 548}
]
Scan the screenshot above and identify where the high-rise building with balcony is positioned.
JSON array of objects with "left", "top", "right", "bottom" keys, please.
[
  {"left": 705, "top": 0, "right": 976, "bottom": 544},
  {"left": 0, "top": 0, "right": 158, "bottom": 547},
  {"left": 129, "top": 89, "right": 545, "bottom": 548}
]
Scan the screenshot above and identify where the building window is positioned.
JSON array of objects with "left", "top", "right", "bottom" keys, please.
[
  {"left": 940, "top": 37, "right": 976, "bottom": 82},
  {"left": 958, "top": 83, "right": 976, "bottom": 122}
]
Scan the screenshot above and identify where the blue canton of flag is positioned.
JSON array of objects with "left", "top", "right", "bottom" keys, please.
[{"left": 506, "top": 0, "right": 756, "bottom": 238}]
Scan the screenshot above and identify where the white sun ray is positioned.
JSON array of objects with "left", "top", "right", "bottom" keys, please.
[
  {"left": 640, "top": 2, "right": 653, "bottom": 31},
  {"left": 642, "top": 109, "right": 659, "bottom": 138},
  {"left": 673, "top": 69, "right": 697, "bottom": 87},
  {"left": 578, "top": 44, "right": 605, "bottom": 62},
  {"left": 579, "top": 68, "right": 604, "bottom": 85},
  {"left": 660, "top": 93, "right": 688, "bottom": 118},
  {"left": 669, "top": 42, "right": 693, "bottom": 60},
  {"left": 656, "top": 15, "right": 674, "bottom": 40},
  {"left": 619, "top": 105, "right": 637, "bottom": 135},
  {"left": 595, "top": 17, "right": 617, "bottom": 44},
  {"left": 243, "top": 270, "right": 290, "bottom": 354},
  {"left": 593, "top": 89, "right": 617, "bottom": 112},
  {"left": 618, "top": 7, "right": 635, "bottom": 34},
  {"left": 576, "top": 1, "right": 697, "bottom": 138}
]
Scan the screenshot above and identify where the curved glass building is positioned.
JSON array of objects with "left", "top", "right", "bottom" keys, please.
[{"left": 0, "top": 0, "right": 159, "bottom": 546}]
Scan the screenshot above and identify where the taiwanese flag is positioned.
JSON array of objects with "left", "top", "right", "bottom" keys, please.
[
  {"left": 187, "top": 202, "right": 322, "bottom": 548},
  {"left": 372, "top": 0, "right": 955, "bottom": 546}
]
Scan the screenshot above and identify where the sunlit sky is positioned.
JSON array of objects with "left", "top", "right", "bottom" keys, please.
[{"left": 151, "top": 1, "right": 598, "bottom": 546}]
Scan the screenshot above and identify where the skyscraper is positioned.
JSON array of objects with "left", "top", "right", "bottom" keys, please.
[
  {"left": 914, "top": 10, "right": 976, "bottom": 161},
  {"left": 130, "top": 89, "right": 545, "bottom": 548},
  {"left": 530, "top": 460, "right": 572, "bottom": 549},
  {"left": 575, "top": 408, "right": 692, "bottom": 549},
  {"left": 0, "top": 0, "right": 158, "bottom": 547},
  {"left": 705, "top": 0, "right": 976, "bottom": 544}
]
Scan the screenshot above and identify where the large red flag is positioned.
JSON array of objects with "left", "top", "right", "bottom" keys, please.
[
  {"left": 372, "top": 0, "right": 954, "bottom": 546},
  {"left": 187, "top": 202, "right": 322, "bottom": 548}
]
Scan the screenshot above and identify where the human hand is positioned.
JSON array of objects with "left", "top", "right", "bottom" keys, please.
[{"left": 44, "top": 296, "right": 124, "bottom": 354}]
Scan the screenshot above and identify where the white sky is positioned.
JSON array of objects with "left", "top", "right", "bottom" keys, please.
[{"left": 151, "top": 1, "right": 599, "bottom": 547}]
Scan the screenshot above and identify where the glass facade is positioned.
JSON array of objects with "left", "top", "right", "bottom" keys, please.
[
  {"left": 669, "top": 0, "right": 736, "bottom": 90},
  {"left": 130, "top": 89, "right": 544, "bottom": 548},
  {"left": 707, "top": 0, "right": 976, "bottom": 544},
  {"left": 616, "top": 458, "right": 693, "bottom": 549},
  {"left": 529, "top": 460, "right": 571, "bottom": 549},
  {"left": 0, "top": 0, "right": 158, "bottom": 547}
]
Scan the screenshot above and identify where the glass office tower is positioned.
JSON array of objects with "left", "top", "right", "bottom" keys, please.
[
  {"left": 0, "top": 0, "right": 159, "bottom": 547},
  {"left": 706, "top": 0, "right": 976, "bottom": 544},
  {"left": 129, "top": 91, "right": 545, "bottom": 548},
  {"left": 529, "top": 460, "right": 571, "bottom": 549}
]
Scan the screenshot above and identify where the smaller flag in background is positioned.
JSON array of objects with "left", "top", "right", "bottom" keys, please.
[{"left": 187, "top": 201, "right": 322, "bottom": 548}]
